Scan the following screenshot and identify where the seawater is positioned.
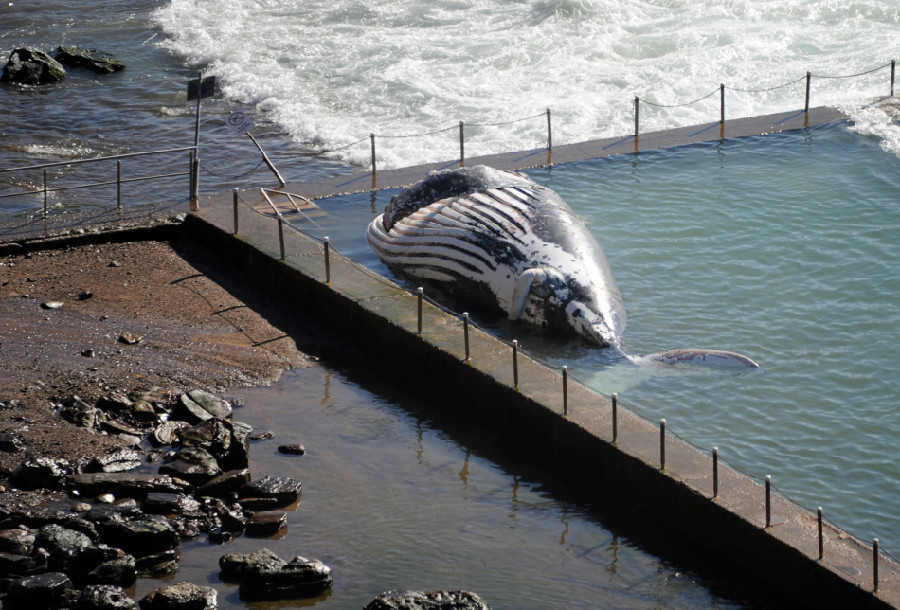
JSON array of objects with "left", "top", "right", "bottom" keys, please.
[{"left": 289, "top": 121, "right": 900, "bottom": 560}]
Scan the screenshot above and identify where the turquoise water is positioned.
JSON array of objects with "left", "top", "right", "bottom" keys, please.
[{"left": 292, "top": 121, "right": 900, "bottom": 556}]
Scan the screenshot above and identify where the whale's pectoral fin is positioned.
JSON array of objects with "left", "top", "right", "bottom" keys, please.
[
  {"left": 635, "top": 349, "right": 760, "bottom": 369},
  {"left": 508, "top": 268, "right": 546, "bottom": 320}
]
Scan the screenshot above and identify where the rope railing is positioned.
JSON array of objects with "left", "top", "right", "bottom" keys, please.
[
  {"left": 228, "top": 186, "right": 899, "bottom": 587},
  {"left": 285, "top": 60, "right": 895, "bottom": 168}
]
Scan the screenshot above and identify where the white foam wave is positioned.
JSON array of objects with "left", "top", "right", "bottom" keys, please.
[{"left": 152, "top": 0, "right": 900, "bottom": 169}]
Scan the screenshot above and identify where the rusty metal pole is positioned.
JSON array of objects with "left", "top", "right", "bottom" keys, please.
[
  {"left": 818, "top": 507, "right": 823, "bottom": 560},
  {"left": 324, "top": 237, "right": 331, "bottom": 284},
  {"left": 720, "top": 84, "right": 725, "bottom": 124},
  {"left": 459, "top": 121, "right": 465, "bottom": 167},
  {"left": 765, "top": 475, "right": 772, "bottom": 528},
  {"left": 546, "top": 108, "right": 552, "bottom": 150},
  {"left": 562, "top": 366, "right": 568, "bottom": 417},
  {"left": 232, "top": 189, "right": 239, "bottom": 235},
  {"left": 660, "top": 419, "right": 666, "bottom": 470},
  {"left": 712, "top": 447, "right": 719, "bottom": 498},
  {"left": 417, "top": 287, "right": 423, "bottom": 335},
  {"left": 612, "top": 393, "right": 618, "bottom": 443},
  {"left": 805, "top": 72, "right": 811, "bottom": 113},
  {"left": 512, "top": 340, "right": 519, "bottom": 388},
  {"left": 463, "top": 312, "right": 470, "bottom": 361}
]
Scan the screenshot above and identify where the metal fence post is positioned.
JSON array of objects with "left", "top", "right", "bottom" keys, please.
[
  {"left": 874, "top": 538, "right": 880, "bottom": 592},
  {"left": 370, "top": 133, "right": 376, "bottom": 175},
  {"left": 805, "top": 72, "right": 811, "bottom": 113},
  {"left": 324, "top": 236, "right": 331, "bottom": 284},
  {"left": 512, "top": 340, "right": 519, "bottom": 388},
  {"left": 612, "top": 392, "right": 618, "bottom": 443},
  {"left": 116, "top": 159, "right": 122, "bottom": 209},
  {"left": 546, "top": 108, "right": 552, "bottom": 150},
  {"left": 417, "top": 287, "right": 423, "bottom": 335},
  {"left": 891, "top": 60, "right": 896, "bottom": 97},
  {"left": 712, "top": 447, "right": 719, "bottom": 498},
  {"left": 634, "top": 97, "right": 640, "bottom": 139},
  {"left": 720, "top": 84, "right": 725, "bottom": 123},
  {"left": 277, "top": 217, "right": 285, "bottom": 260},
  {"left": 765, "top": 475, "right": 772, "bottom": 528},
  {"left": 817, "top": 507, "right": 823, "bottom": 560},
  {"left": 463, "top": 312, "right": 470, "bottom": 361},
  {"left": 232, "top": 189, "right": 239, "bottom": 234},
  {"left": 660, "top": 419, "right": 666, "bottom": 470},
  {"left": 459, "top": 121, "right": 465, "bottom": 167},
  {"left": 43, "top": 169, "right": 48, "bottom": 216},
  {"left": 562, "top": 366, "right": 568, "bottom": 417}
]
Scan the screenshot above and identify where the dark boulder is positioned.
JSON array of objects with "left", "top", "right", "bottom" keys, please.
[
  {"left": 0, "top": 528, "right": 35, "bottom": 556},
  {"left": 197, "top": 468, "right": 250, "bottom": 498},
  {"left": 364, "top": 590, "right": 492, "bottom": 610},
  {"left": 11, "top": 456, "right": 72, "bottom": 490},
  {"left": 218, "top": 547, "right": 284, "bottom": 581},
  {"left": 67, "top": 472, "right": 190, "bottom": 498},
  {"left": 85, "top": 448, "right": 142, "bottom": 474},
  {"left": 158, "top": 447, "right": 222, "bottom": 487},
  {"left": 6, "top": 571, "right": 79, "bottom": 609},
  {"left": 245, "top": 511, "right": 287, "bottom": 537},
  {"left": 176, "top": 418, "right": 249, "bottom": 471},
  {"left": 238, "top": 555, "right": 332, "bottom": 602},
  {"left": 277, "top": 443, "right": 306, "bottom": 456},
  {"left": 35, "top": 523, "right": 93, "bottom": 571},
  {"left": 0, "top": 432, "right": 25, "bottom": 453},
  {"left": 76, "top": 584, "right": 138, "bottom": 610},
  {"left": 2, "top": 47, "right": 66, "bottom": 85},
  {"left": 142, "top": 493, "right": 201, "bottom": 516},
  {"left": 86, "top": 553, "right": 136, "bottom": 587},
  {"left": 139, "top": 581, "right": 216, "bottom": 610},
  {"left": 96, "top": 514, "right": 179, "bottom": 558},
  {"left": 239, "top": 475, "right": 301, "bottom": 506},
  {"left": 174, "top": 391, "right": 232, "bottom": 424},
  {"left": 54, "top": 46, "right": 125, "bottom": 74},
  {"left": 0, "top": 549, "right": 48, "bottom": 577},
  {"left": 61, "top": 396, "right": 107, "bottom": 428}
]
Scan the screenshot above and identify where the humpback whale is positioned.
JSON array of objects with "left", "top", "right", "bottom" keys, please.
[{"left": 366, "top": 165, "right": 758, "bottom": 369}]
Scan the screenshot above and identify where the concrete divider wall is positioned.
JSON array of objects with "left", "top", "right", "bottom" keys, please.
[{"left": 185, "top": 203, "right": 898, "bottom": 610}]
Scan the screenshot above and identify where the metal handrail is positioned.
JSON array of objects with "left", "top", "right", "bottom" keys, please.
[{"left": 0, "top": 146, "right": 197, "bottom": 174}]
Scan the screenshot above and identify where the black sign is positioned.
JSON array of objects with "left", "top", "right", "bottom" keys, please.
[{"left": 187, "top": 76, "right": 216, "bottom": 101}]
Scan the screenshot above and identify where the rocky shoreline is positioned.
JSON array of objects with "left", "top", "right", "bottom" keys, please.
[{"left": 0, "top": 236, "right": 491, "bottom": 609}]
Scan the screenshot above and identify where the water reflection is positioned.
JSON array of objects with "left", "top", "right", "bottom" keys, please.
[{"left": 131, "top": 362, "right": 788, "bottom": 609}]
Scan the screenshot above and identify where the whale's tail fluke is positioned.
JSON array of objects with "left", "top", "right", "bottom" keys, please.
[{"left": 626, "top": 349, "right": 760, "bottom": 369}]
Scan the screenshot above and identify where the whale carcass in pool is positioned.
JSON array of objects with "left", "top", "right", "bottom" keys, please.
[{"left": 366, "top": 165, "right": 758, "bottom": 368}]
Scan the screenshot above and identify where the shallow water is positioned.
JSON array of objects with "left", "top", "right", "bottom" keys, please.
[{"left": 134, "top": 364, "right": 784, "bottom": 609}]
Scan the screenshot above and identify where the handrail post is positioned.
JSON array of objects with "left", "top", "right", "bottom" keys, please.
[
  {"left": 546, "top": 108, "right": 552, "bottom": 150},
  {"left": 232, "top": 189, "right": 239, "bottom": 235},
  {"left": 891, "top": 60, "right": 895, "bottom": 97},
  {"left": 370, "top": 133, "right": 376, "bottom": 175},
  {"left": 43, "top": 169, "right": 48, "bottom": 217},
  {"left": 277, "top": 216, "right": 285, "bottom": 260},
  {"left": 805, "top": 71, "right": 811, "bottom": 113},
  {"left": 116, "top": 159, "right": 122, "bottom": 209},
  {"left": 459, "top": 121, "right": 465, "bottom": 167},
  {"left": 719, "top": 84, "right": 725, "bottom": 123},
  {"left": 634, "top": 96, "right": 640, "bottom": 139}
]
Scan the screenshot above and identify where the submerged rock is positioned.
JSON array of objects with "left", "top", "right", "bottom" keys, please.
[
  {"left": 218, "top": 547, "right": 284, "bottom": 581},
  {"left": 238, "top": 555, "right": 332, "bottom": 601},
  {"left": 239, "top": 475, "right": 301, "bottom": 506},
  {"left": 364, "top": 590, "right": 492, "bottom": 610},
  {"left": 54, "top": 46, "right": 125, "bottom": 74},
  {"left": 2, "top": 47, "right": 66, "bottom": 84}
]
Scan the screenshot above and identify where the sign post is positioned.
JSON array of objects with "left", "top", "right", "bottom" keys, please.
[{"left": 186, "top": 73, "right": 216, "bottom": 208}]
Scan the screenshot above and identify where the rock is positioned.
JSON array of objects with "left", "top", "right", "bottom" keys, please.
[
  {"left": 11, "top": 456, "right": 72, "bottom": 490},
  {"left": 0, "top": 550, "right": 47, "bottom": 577},
  {"left": 134, "top": 548, "right": 179, "bottom": 575},
  {"left": 6, "top": 571, "right": 79, "bottom": 609},
  {"left": 118, "top": 332, "right": 143, "bottom": 345},
  {"left": 96, "top": 392, "right": 133, "bottom": 414},
  {"left": 35, "top": 523, "right": 93, "bottom": 571},
  {"left": 139, "top": 581, "right": 216, "bottom": 610},
  {"left": 66, "top": 473, "right": 190, "bottom": 498},
  {"left": 96, "top": 515, "right": 179, "bottom": 558},
  {"left": 238, "top": 556, "right": 332, "bottom": 601},
  {"left": 41, "top": 300, "right": 64, "bottom": 309},
  {"left": 61, "top": 396, "right": 107, "bottom": 428},
  {"left": 0, "top": 432, "right": 25, "bottom": 453},
  {"left": 236, "top": 496, "right": 283, "bottom": 512},
  {"left": 151, "top": 421, "right": 189, "bottom": 446},
  {"left": 245, "top": 511, "right": 287, "bottom": 537},
  {"left": 158, "top": 447, "right": 222, "bottom": 487},
  {"left": 101, "top": 420, "right": 144, "bottom": 440},
  {"left": 196, "top": 469, "right": 250, "bottom": 498},
  {"left": 2, "top": 47, "right": 66, "bottom": 84},
  {"left": 54, "top": 46, "right": 125, "bottom": 74},
  {"left": 76, "top": 584, "right": 137, "bottom": 610},
  {"left": 85, "top": 448, "right": 142, "bottom": 474},
  {"left": 218, "top": 547, "right": 284, "bottom": 581},
  {"left": 364, "top": 590, "right": 492, "bottom": 610},
  {"left": 142, "top": 493, "right": 201, "bottom": 516},
  {"left": 250, "top": 431, "right": 274, "bottom": 441},
  {"left": 239, "top": 475, "right": 301, "bottom": 506},
  {"left": 174, "top": 390, "right": 232, "bottom": 423},
  {"left": 0, "top": 529, "right": 35, "bottom": 556},
  {"left": 78, "top": 290, "right": 94, "bottom": 300},
  {"left": 277, "top": 443, "right": 306, "bottom": 455},
  {"left": 86, "top": 554, "right": 136, "bottom": 587}
]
